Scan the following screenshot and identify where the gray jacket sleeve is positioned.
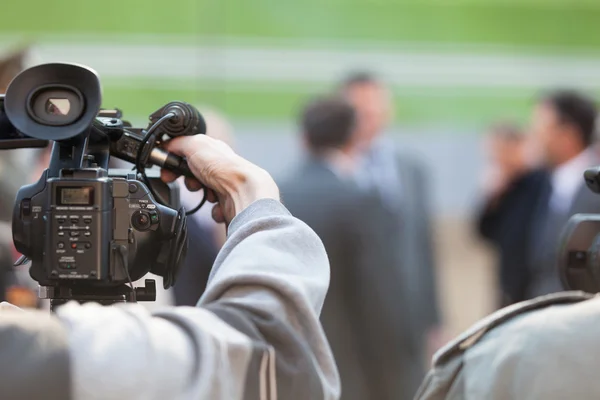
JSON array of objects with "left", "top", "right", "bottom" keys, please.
[{"left": 0, "top": 199, "right": 339, "bottom": 400}]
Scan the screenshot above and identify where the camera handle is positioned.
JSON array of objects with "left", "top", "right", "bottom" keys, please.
[{"left": 47, "top": 120, "right": 112, "bottom": 179}]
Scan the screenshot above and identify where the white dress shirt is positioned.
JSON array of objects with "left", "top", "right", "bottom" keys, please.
[{"left": 550, "top": 148, "right": 597, "bottom": 214}]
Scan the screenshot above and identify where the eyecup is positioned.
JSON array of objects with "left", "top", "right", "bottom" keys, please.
[{"left": 4, "top": 63, "right": 102, "bottom": 141}]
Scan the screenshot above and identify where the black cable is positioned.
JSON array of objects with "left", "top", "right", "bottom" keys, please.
[
  {"left": 135, "top": 114, "right": 173, "bottom": 206},
  {"left": 117, "top": 245, "right": 136, "bottom": 302},
  {"left": 185, "top": 191, "right": 208, "bottom": 215},
  {"left": 141, "top": 172, "right": 169, "bottom": 206}
]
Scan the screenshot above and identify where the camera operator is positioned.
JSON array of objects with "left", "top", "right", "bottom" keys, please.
[{"left": 0, "top": 134, "right": 340, "bottom": 400}]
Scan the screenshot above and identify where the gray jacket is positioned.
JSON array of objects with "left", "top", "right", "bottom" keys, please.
[
  {"left": 0, "top": 199, "right": 340, "bottom": 400},
  {"left": 280, "top": 159, "right": 421, "bottom": 400},
  {"left": 416, "top": 291, "right": 598, "bottom": 399}
]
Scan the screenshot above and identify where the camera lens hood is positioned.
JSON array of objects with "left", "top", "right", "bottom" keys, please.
[{"left": 4, "top": 63, "right": 102, "bottom": 141}]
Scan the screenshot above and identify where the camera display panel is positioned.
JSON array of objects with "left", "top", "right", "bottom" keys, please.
[{"left": 57, "top": 187, "right": 94, "bottom": 206}]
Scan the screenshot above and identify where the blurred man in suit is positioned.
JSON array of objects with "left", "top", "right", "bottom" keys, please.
[
  {"left": 280, "top": 96, "right": 421, "bottom": 399},
  {"left": 525, "top": 90, "right": 600, "bottom": 298},
  {"left": 340, "top": 72, "right": 443, "bottom": 362}
]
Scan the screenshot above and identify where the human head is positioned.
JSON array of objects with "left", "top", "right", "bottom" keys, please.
[
  {"left": 530, "top": 90, "right": 597, "bottom": 167},
  {"left": 300, "top": 95, "right": 357, "bottom": 155},
  {"left": 485, "top": 122, "right": 528, "bottom": 174},
  {"left": 339, "top": 71, "right": 392, "bottom": 149}
]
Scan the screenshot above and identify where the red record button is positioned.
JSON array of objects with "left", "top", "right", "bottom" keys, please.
[{"left": 71, "top": 243, "right": 77, "bottom": 249}]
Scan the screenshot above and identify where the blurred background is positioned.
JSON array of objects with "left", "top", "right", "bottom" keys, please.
[{"left": 2, "top": 0, "right": 600, "bottom": 390}]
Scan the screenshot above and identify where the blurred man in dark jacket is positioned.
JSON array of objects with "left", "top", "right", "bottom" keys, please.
[
  {"left": 280, "top": 96, "right": 421, "bottom": 399},
  {"left": 478, "top": 91, "right": 600, "bottom": 304}
]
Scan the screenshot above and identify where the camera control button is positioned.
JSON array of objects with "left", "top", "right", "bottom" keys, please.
[
  {"left": 70, "top": 231, "right": 80, "bottom": 237},
  {"left": 128, "top": 183, "right": 138, "bottom": 193},
  {"left": 21, "top": 199, "right": 32, "bottom": 217},
  {"left": 58, "top": 231, "right": 65, "bottom": 237},
  {"left": 70, "top": 217, "right": 79, "bottom": 223},
  {"left": 84, "top": 231, "right": 91, "bottom": 237},
  {"left": 84, "top": 242, "right": 91, "bottom": 249},
  {"left": 58, "top": 218, "right": 66, "bottom": 224},
  {"left": 131, "top": 210, "right": 152, "bottom": 231},
  {"left": 83, "top": 218, "right": 92, "bottom": 224},
  {"left": 57, "top": 242, "right": 65, "bottom": 249},
  {"left": 71, "top": 243, "right": 77, "bottom": 249}
]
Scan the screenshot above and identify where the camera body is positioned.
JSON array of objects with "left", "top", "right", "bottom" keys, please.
[
  {"left": 559, "top": 167, "right": 600, "bottom": 293},
  {"left": 0, "top": 62, "right": 204, "bottom": 307},
  {"left": 14, "top": 168, "right": 180, "bottom": 288}
]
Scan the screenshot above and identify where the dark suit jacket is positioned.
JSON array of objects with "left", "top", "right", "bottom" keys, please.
[
  {"left": 478, "top": 158, "right": 600, "bottom": 303},
  {"left": 477, "top": 170, "right": 548, "bottom": 306},
  {"left": 279, "top": 158, "right": 421, "bottom": 400}
]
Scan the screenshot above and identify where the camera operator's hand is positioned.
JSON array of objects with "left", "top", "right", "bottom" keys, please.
[{"left": 160, "top": 135, "right": 280, "bottom": 224}]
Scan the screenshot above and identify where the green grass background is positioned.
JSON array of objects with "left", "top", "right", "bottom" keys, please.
[
  {"left": 3, "top": 0, "right": 600, "bottom": 48},
  {"left": 3, "top": 0, "right": 600, "bottom": 128}
]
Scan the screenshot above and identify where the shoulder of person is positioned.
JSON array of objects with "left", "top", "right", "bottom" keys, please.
[
  {"left": 277, "top": 162, "right": 336, "bottom": 190},
  {"left": 416, "top": 291, "right": 600, "bottom": 399}
]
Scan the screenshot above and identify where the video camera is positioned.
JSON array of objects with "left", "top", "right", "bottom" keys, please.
[
  {"left": 560, "top": 167, "right": 600, "bottom": 293},
  {"left": 0, "top": 63, "right": 207, "bottom": 310}
]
